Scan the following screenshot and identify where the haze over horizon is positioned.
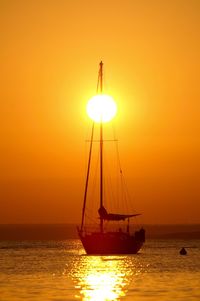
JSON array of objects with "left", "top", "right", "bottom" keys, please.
[{"left": 1, "top": 0, "right": 200, "bottom": 224}]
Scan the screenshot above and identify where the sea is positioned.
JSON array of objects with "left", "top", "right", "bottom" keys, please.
[{"left": 0, "top": 238, "right": 200, "bottom": 301}]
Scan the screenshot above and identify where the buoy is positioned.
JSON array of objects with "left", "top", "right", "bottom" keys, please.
[{"left": 180, "top": 247, "right": 187, "bottom": 255}]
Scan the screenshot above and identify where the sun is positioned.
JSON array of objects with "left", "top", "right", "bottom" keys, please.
[{"left": 86, "top": 94, "right": 117, "bottom": 123}]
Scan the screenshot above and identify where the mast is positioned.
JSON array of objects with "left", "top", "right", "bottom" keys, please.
[
  {"left": 81, "top": 61, "right": 103, "bottom": 233},
  {"left": 99, "top": 61, "right": 104, "bottom": 233}
]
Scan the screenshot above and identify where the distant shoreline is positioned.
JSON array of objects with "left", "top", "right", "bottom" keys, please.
[{"left": 0, "top": 224, "right": 200, "bottom": 241}]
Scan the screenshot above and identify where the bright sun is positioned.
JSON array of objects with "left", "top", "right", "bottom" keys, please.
[{"left": 86, "top": 94, "right": 117, "bottom": 123}]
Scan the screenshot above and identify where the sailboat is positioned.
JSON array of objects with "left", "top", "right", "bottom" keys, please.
[{"left": 78, "top": 61, "right": 145, "bottom": 254}]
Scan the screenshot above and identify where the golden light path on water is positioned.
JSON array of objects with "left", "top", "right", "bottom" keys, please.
[
  {"left": 67, "top": 254, "right": 146, "bottom": 301},
  {"left": 73, "top": 256, "right": 127, "bottom": 300}
]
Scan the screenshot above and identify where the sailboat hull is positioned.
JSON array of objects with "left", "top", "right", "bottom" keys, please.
[{"left": 79, "top": 231, "right": 144, "bottom": 255}]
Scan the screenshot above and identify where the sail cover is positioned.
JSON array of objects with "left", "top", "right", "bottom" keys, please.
[{"left": 98, "top": 206, "right": 141, "bottom": 221}]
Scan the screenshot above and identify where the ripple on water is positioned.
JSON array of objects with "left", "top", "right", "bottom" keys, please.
[{"left": 0, "top": 239, "right": 200, "bottom": 301}]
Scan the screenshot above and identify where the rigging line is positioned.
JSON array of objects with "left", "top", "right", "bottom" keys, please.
[
  {"left": 103, "top": 148, "right": 117, "bottom": 212},
  {"left": 85, "top": 212, "right": 98, "bottom": 225},
  {"left": 112, "top": 123, "right": 123, "bottom": 173},
  {"left": 112, "top": 123, "right": 136, "bottom": 213},
  {"left": 118, "top": 163, "right": 136, "bottom": 214},
  {"left": 121, "top": 174, "right": 131, "bottom": 213},
  {"left": 81, "top": 122, "right": 94, "bottom": 232},
  {"left": 89, "top": 146, "right": 100, "bottom": 217},
  {"left": 84, "top": 124, "right": 91, "bottom": 179},
  {"left": 112, "top": 123, "right": 123, "bottom": 210},
  {"left": 119, "top": 163, "right": 136, "bottom": 213},
  {"left": 113, "top": 123, "right": 125, "bottom": 206},
  {"left": 113, "top": 124, "right": 129, "bottom": 212},
  {"left": 82, "top": 62, "right": 102, "bottom": 230}
]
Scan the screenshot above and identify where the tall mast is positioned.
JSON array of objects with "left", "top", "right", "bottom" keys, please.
[
  {"left": 81, "top": 61, "right": 104, "bottom": 233},
  {"left": 99, "top": 61, "right": 104, "bottom": 233}
]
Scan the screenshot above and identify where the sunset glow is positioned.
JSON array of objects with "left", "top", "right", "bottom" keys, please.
[
  {"left": 1, "top": 0, "right": 200, "bottom": 225},
  {"left": 86, "top": 94, "right": 117, "bottom": 123}
]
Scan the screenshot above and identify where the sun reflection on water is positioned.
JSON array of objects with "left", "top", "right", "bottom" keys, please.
[
  {"left": 81, "top": 273, "right": 123, "bottom": 300},
  {"left": 69, "top": 256, "right": 135, "bottom": 301}
]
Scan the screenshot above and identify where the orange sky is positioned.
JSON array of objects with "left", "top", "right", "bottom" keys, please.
[{"left": 1, "top": 0, "right": 200, "bottom": 224}]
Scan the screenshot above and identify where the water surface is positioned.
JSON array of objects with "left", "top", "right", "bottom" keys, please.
[{"left": 0, "top": 239, "right": 199, "bottom": 300}]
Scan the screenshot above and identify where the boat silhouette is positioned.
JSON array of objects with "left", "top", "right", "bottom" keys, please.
[{"left": 78, "top": 61, "right": 145, "bottom": 254}]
